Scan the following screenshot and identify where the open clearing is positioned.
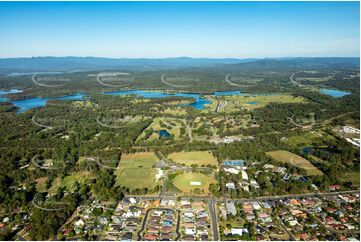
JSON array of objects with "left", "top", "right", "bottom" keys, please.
[
  {"left": 206, "top": 94, "right": 305, "bottom": 112},
  {"left": 266, "top": 150, "right": 323, "bottom": 176},
  {"left": 48, "top": 171, "right": 94, "bottom": 194},
  {"left": 340, "top": 171, "right": 360, "bottom": 187},
  {"left": 167, "top": 151, "right": 218, "bottom": 166},
  {"left": 172, "top": 172, "right": 216, "bottom": 194},
  {"left": 114, "top": 152, "right": 160, "bottom": 190},
  {"left": 286, "top": 131, "right": 335, "bottom": 147},
  {"left": 35, "top": 177, "right": 48, "bottom": 192},
  {"left": 137, "top": 117, "right": 186, "bottom": 141}
]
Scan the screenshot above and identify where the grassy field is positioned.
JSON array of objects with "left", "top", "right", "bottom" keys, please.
[
  {"left": 114, "top": 152, "right": 160, "bottom": 190},
  {"left": 167, "top": 151, "right": 218, "bottom": 166},
  {"left": 205, "top": 94, "right": 306, "bottom": 112},
  {"left": 35, "top": 177, "right": 48, "bottom": 192},
  {"left": 48, "top": 171, "right": 94, "bottom": 194},
  {"left": 340, "top": 171, "right": 360, "bottom": 187},
  {"left": 266, "top": 150, "right": 323, "bottom": 176},
  {"left": 137, "top": 117, "right": 186, "bottom": 141},
  {"left": 286, "top": 131, "right": 335, "bottom": 147},
  {"left": 172, "top": 172, "right": 216, "bottom": 194}
]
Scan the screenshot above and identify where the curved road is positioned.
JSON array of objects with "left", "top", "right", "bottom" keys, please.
[{"left": 137, "top": 207, "right": 181, "bottom": 241}]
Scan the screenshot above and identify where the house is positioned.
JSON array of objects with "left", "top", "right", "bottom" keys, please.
[
  {"left": 181, "top": 200, "right": 190, "bottom": 206},
  {"left": 184, "top": 211, "right": 194, "bottom": 218},
  {"left": 329, "top": 185, "right": 341, "bottom": 191},
  {"left": 144, "top": 233, "right": 157, "bottom": 241},
  {"left": 250, "top": 179, "right": 260, "bottom": 189},
  {"left": 226, "top": 202, "right": 237, "bottom": 216},
  {"left": 185, "top": 228, "right": 195, "bottom": 235},
  {"left": 226, "top": 183, "right": 236, "bottom": 190},
  {"left": 224, "top": 168, "right": 240, "bottom": 174},
  {"left": 129, "top": 197, "right": 137, "bottom": 204},
  {"left": 251, "top": 202, "right": 261, "bottom": 210},
  {"left": 74, "top": 219, "right": 85, "bottom": 227},
  {"left": 274, "top": 167, "right": 287, "bottom": 174},
  {"left": 263, "top": 164, "right": 275, "bottom": 170},
  {"left": 241, "top": 170, "right": 249, "bottom": 180},
  {"left": 239, "top": 182, "right": 249, "bottom": 192},
  {"left": 231, "top": 228, "right": 248, "bottom": 236},
  {"left": 63, "top": 227, "right": 72, "bottom": 236},
  {"left": 288, "top": 220, "right": 299, "bottom": 226}
]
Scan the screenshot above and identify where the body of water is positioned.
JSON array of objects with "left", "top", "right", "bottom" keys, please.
[
  {"left": 247, "top": 101, "right": 257, "bottom": 105},
  {"left": 319, "top": 88, "right": 351, "bottom": 98},
  {"left": 213, "top": 90, "right": 243, "bottom": 96},
  {"left": 3, "top": 93, "right": 86, "bottom": 113},
  {"left": 0, "top": 89, "right": 24, "bottom": 102},
  {"left": 104, "top": 90, "right": 211, "bottom": 110},
  {"left": 159, "top": 130, "right": 171, "bottom": 139}
]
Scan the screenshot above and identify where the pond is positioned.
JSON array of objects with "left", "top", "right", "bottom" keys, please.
[
  {"left": 319, "top": 88, "right": 351, "bottom": 98},
  {"left": 159, "top": 130, "right": 171, "bottom": 139},
  {"left": 247, "top": 101, "right": 257, "bottom": 105}
]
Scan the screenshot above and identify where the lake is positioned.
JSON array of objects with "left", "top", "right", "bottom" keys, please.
[
  {"left": 104, "top": 90, "right": 211, "bottom": 110},
  {"left": 319, "top": 88, "right": 351, "bottom": 98},
  {"left": 0, "top": 89, "right": 24, "bottom": 102},
  {"left": 4, "top": 92, "right": 86, "bottom": 113}
]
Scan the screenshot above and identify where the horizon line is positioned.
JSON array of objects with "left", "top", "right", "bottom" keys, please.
[{"left": 0, "top": 56, "right": 360, "bottom": 59}]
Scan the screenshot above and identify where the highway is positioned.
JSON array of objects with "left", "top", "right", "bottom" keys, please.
[{"left": 289, "top": 72, "right": 305, "bottom": 87}]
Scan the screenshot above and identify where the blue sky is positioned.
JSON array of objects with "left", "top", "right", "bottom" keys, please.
[{"left": 0, "top": 1, "right": 359, "bottom": 58}]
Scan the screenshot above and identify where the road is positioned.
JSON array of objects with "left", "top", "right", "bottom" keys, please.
[
  {"left": 127, "top": 189, "right": 359, "bottom": 241},
  {"left": 288, "top": 111, "right": 357, "bottom": 130},
  {"left": 185, "top": 121, "right": 193, "bottom": 143},
  {"left": 289, "top": 72, "right": 305, "bottom": 88},
  {"left": 207, "top": 199, "right": 219, "bottom": 241},
  {"left": 125, "top": 190, "right": 359, "bottom": 203},
  {"left": 137, "top": 207, "right": 181, "bottom": 240}
]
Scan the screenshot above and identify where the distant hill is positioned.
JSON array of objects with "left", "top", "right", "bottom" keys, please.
[
  {"left": 0, "top": 56, "right": 256, "bottom": 73},
  {"left": 218, "top": 57, "right": 360, "bottom": 72},
  {"left": 0, "top": 56, "right": 358, "bottom": 74}
]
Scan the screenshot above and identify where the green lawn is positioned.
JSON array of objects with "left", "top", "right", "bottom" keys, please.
[
  {"left": 114, "top": 152, "right": 160, "bottom": 191},
  {"left": 48, "top": 171, "right": 94, "bottom": 194},
  {"left": 286, "top": 131, "right": 335, "bottom": 147},
  {"left": 172, "top": 172, "right": 216, "bottom": 194},
  {"left": 137, "top": 117, "right": 186, "bottom": 141},
  {"left": 205, "top": 94, "right": 306, "bottom": 112},
  {"left": 340, "top": 172, "right": 360, "bottom": 187},
  {"left": 266, "top": 150, "right": 323, "bottom": 176},
  {"left": 167, "top": 151, "right": 218, "bottom": 166}
]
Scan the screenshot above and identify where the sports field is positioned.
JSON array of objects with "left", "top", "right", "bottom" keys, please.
[
  {"left": 266, "top": 150, "right": 323, "bottom": 176},
  {"left": 167, "top": 151, "right": 218, "bottom": 166},
  {"left": 114, "top": 152, "right": 160, "bottom": 190},
  {"left": 172, "top": 172, "right": 216, "bottom": 194}
]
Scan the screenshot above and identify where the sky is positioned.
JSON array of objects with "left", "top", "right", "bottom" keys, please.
[{"left": 0, "top": 1, "right": 359, "bottom": 58}]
